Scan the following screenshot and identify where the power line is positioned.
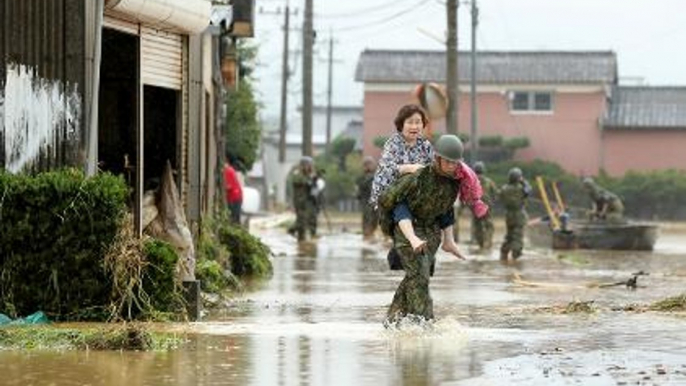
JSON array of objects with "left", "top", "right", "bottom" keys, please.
[
  {"left": 334, "top": 3, "right": 439, "bottom": 42},
  {"left": 314, "top": 0, "right": 416, "bottom": 19},
  {"left": 330, "top": 0, "right": 431, "bottom": 32}
]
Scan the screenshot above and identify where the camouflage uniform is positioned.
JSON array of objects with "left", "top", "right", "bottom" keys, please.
[
  {"left": 357, "top": 170, "right": 379, "bottom": 238},
  {"left": 499, "top": 176, "right": 531, "bottom": 260},
  {"left": 379, "top": 164, "right": 459, "bottom": 322},
  {"left": 584, "top": 180, "right": 624, "bottom": 222},
  {"left": 472, "top": 174, "right": 498, "bottom": 250},
  {"left": 290, "top": 169, "right": 318, "bottom": 241}
]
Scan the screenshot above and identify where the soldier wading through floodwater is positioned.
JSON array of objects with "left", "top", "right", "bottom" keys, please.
[
  {"left": 378, "top": 134, "right": 467, "bottom": 327},
  {"left": 288, "top": 156, "right": 321, "bottom": 241},
  {"left": 499, "top": 167, "right": 532, "bottom": 261}
]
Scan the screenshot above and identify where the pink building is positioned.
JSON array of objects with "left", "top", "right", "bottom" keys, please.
[{"left": 355, "top": 50, "right": 686, "bottom": 176}]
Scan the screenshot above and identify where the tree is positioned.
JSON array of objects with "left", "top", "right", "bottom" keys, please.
[
  {"left": 224, "top": 42, "right": 261, "bottom": 172},
  {"left": 329, "top": 137, "right": 356, "bottom": 171}
]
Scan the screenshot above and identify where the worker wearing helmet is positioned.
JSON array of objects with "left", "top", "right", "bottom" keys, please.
[
  {"left": 498, "top": 167, "right": 532, "bottom": 260},
  {"left": 378, "top": 134, "right": 467, "bottom": 325}
]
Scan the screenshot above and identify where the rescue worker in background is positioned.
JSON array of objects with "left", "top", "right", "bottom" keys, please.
[
  {"left": 223, "top": 154, "right": 243, "bottom": 225},
  {"left": 499, "top": 167, "right": 531, "bottom": 260},
  {"left": 356, "top": 156, "right": 379, "bottom": 241},
  {"left": 472, "top": 161, "right": 499, "bottom": 251},
  {"left": 582, "top": 177, "right": 624, "bottom": 222},
  {"left": 378, "top": 135, "right": 466, "bottom": 326},
  {"left": 289, "top": 156, "right": 319, "bottom": 241}
]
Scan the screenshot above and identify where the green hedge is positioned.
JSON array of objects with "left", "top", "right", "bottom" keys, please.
[{"left": 0, "top": 169, "right": 128, "bottom": 320}]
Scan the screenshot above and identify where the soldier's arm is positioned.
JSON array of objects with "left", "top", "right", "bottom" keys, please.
[{"left": 522, "top": 180, "right": 533, "bottom": 197}]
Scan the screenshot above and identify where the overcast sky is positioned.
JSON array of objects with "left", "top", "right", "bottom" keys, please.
[{"left": 253, "top": 0, "right": 686, "bottom": 123}]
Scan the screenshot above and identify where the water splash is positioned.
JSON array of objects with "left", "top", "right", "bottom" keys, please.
[
  {"left": 1, "top": 63, "right": 81, "bottom": 173},
  {"left": 384, "top": 315, "right": 469, "bottom": 341}
]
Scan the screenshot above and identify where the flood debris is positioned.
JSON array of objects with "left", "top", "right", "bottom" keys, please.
[
  {"left": 512, "top": 272, "right": 643, "bottom": 290},
  {"left": 649, "top": 294, "right": 686, "bottom": 311},
  {"left": 533, "top": 300, "right": 596, "bottom": 314},
  {"left": 563, "top": 300, "right": 596, "bottom": 313},
  {"left": 0, "top": 324, "right": 186, "bottom": 351}
]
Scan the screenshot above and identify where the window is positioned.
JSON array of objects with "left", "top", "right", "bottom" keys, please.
[
  {"left": 510, "top": 91, "right": 553, "bottom": 112},
  {"left": 512, "top": 92, "right": 530, "bottom": 111}
]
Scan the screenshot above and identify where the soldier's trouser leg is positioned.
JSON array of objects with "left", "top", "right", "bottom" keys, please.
[
  {"left": 484, "top": 217, "right": 494, "bottom": 249},
  {"left": 387, "top": 246, "right": 434, "bottom": 321},
  {"left": 453, "top": 207, "right": 461, "bottom": 242},
  {"left": 472, "top": 217, "right": 483, "bottom": 248},
  {"left": 501, "top": 221, "right": 515, "bottom": 259},
  {"left": 305, "top": 204, "right": 317, "bottom": 237},
  {"left": 294, "top": 208, "right": 306, "bottom": 241},
  {"left": 362, "top": 207, "right": 378, "bottom": 238},
  {"left": 510, "top": 224, "right": 524, "bottom": 259}
]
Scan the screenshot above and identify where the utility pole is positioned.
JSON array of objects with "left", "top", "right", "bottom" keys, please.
[
  {"left": 302, "top": 0, "right": 314, "bottom": 156},
  {"left": 278, "top": 4, "right": 290, "bottom": 163},
  {"left": 446, "top": 0, "right": 459, "bottom": 135},
  {"left": 325, "top": 30, "right": 334, "bottom": 148},
  {"left": 470, "top": 0, "right": 479, "bottom": 163}
]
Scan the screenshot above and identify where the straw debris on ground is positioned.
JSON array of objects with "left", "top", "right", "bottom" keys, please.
[
  {"left": 0, "top": 324, "right": 186, "bottom": 351},
  {"left": 649, "top": 294, "right": 686, "bottom": 311}
]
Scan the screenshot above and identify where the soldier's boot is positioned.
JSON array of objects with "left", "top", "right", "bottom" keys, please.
[
  {"left": 500, "top": 246, "right": 510, "bottom": 260},
  {"left": 512, "top": 249, "right": 523, "bottom": 260}
]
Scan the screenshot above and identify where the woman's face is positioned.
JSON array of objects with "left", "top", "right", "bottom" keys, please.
[{"left": 401, "top": 112, "right": 425, "bottom": 143}]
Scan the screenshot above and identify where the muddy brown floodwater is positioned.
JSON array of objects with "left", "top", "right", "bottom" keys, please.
[{"left": 2, "top": 220, "right": 686, "bottom": 385}]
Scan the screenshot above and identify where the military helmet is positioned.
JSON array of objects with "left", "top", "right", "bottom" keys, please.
[
  {"left": 582, "top": 177, "right": 595, "bottom": 187},
  {"left": 434, "top": 134, "right": 464, "bottom": 162},
  {"left": 473, "top": 161, "right": 485, "bottom": 174},
  {"left": 508, "top": 167, "right": 523, "bottom": 183}
]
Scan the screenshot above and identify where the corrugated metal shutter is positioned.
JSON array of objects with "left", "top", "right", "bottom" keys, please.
[
  {"left": 103, "top": 14, "right": 139, "bottom": 35},
  {"left": 141, "top": 26, "right": 182, "bottom": 90}
]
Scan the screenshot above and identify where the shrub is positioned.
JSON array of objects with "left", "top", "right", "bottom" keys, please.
[
  {"left": 196, "top": 220, "right": 241, "bottom": 294},
  {"left": 503, "top": 136, "right": 530, "bottom": 150},
  {"left": 0, "top": 169, "right": 128, "bottom": 320},
  {"left": 141, "top": 239, "right": 183, "bottom": 314},
  {"left": 0, "top": 170, "right": 182, "bottom": 321},
  {"left": 216, "top": 223, "right": 272, "bottom": 278},
  {"left": 478, "top": 135, "right": 504, "bottom": 147}
]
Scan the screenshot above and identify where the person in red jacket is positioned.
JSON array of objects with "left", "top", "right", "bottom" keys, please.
[{"left": 223, "top": 155, "right": 243, "bottom": 224}]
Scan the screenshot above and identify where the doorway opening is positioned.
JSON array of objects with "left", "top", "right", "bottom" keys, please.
[
  {"left": 98, "top": 27, "right": 137, "bottom": 186},
  {"left": 143, "top": 85, "right": 179, "bottom": 190}
]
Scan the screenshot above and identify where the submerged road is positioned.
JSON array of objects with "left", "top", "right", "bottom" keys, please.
[{"left": 2, "top": 218, "right": 686, "bottom": 385}]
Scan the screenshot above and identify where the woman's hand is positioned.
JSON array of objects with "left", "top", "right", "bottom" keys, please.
[
  {"left": 399, "top": 164, "right": 424, "bottom": 175},
  {"left": 441, "top": 241, "right": 466, "bottom": 260}
]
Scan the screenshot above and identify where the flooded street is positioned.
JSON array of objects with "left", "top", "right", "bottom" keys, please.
[{"left": 2, "top": 219, "right": 686, "bottom": 385}]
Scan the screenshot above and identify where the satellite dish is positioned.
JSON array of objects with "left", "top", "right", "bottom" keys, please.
[{"left": 413, "top": 82, "right": 448, "bottom": 119}]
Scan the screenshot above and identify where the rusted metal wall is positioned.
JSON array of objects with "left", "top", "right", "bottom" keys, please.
[{"left": 0, "top": 0, "right": 86, "bottom": 171}]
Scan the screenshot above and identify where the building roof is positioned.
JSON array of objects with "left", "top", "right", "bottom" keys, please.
[
  {"left": 355, "top": 50, "right": 617, "bottom": 85},
  {"left": 603, "top": 86, "right": 686, "bottom": 130}
]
